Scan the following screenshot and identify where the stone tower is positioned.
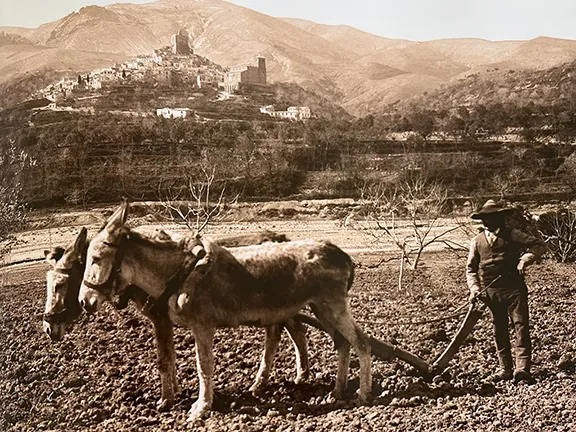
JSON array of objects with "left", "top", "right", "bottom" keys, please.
[
  {"left": 257, "top": 55, "right": 266, "bottom": 84},
  {"left": 171, "top": 29, "right": 193, "bottom": 55}
]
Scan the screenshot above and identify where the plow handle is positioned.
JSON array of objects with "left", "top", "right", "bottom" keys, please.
[{"left": 429, "top": 302, "right": 484, "bottom": 374}]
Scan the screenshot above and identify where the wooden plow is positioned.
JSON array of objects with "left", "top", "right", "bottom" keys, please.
[{"left": 294, "top": 300, "right": 486, "bottom": 376}]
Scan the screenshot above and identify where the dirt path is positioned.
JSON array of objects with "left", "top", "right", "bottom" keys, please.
[{"left": 3, "top": 215, "right": 470, "bottom": 270}]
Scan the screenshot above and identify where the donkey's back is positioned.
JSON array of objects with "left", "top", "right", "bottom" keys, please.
[
  {"left": 176, "top": 239, "right": 354, "bottom": 327},
  {"left": 229, "top": 239, "right": 354, "bottom": 290}
]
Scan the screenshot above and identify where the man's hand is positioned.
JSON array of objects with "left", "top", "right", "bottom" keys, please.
[
  {"left": 469, "top": 287, "right": 480, "bottom": 303},
  {"left": 517, "top": 252, "right": 536, "bottom": 275},
  {"left": 517, "top": 259, "right": 528, "bottom": 275}
]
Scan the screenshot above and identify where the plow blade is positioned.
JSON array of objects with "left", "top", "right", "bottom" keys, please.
[
  {"left": 429, "top": 302, "right": 484, "bottom": 374},
  {"left": 294, "top": 313, "right": 431, "bottom": 374}
]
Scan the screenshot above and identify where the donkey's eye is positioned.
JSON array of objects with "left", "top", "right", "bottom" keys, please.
[{"left": 92, "top": 256, "right": 102, "bottom": 264}]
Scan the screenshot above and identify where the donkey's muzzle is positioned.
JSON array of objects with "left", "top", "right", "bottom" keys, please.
[
  {"left": 78, "top": 286, "right": 104, "bottom": 314},
  {"left": 80, "top": 297, "right": 98, "bottom": 314}
]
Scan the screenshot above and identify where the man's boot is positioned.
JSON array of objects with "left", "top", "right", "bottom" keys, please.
[
  {"left": 492, "top": 351, "right": 514, "bottom": 382},
  {"left": 514, "top": 355, "right": 533, "bottom": 384},
  {"left": 513, "top": 369, "right": 534, "bottom": 384},
  {"left": 492, "top": 368, "right": 513, "bottom": 382}
]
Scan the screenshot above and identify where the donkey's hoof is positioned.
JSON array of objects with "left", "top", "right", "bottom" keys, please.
[
  {"left": 156, "top": 397, "right": 173, "bottom": 412},
  {"left": 249, "top": 381, "right": 265, "bottom": 396},
  {"left": 357, "top": 392, "right": 372, "bottom": 405},
  {"left": 294, "top": 371, "right": 309, "bottom": 385},
  {"left": 187, "top": 400, "right": 210, "bottom": 423}
]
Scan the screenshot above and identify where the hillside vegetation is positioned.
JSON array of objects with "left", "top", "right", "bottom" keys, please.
[
  {"left": 374, "top": 60, "right": 576, "bottom": 147},
  {"left": 411, "top": 60, "right": 576, "bottom": 110},
  {"left": 1, "top": 101, "right": 574, "bottom": 209}
]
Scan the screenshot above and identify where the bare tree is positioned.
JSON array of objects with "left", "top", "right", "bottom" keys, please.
[
  {"left": 557, "top": 152, "right": 576, "bottom": 193},
  {"left": 157, "top": 159, "right": 232, "bottom": 233},
  {"left": 490, "top": 166, "right": 529, "bottom": 200},
  {"left": 0, "top": 184, "right": 27, "bottom": 259},
  {"left": 0, "top": 144, "right": 31, "bottom": 261},
  {"left": 535, "top": 209, "right": 576, "bottom": 263},
  {"left": 357, "top": 176, "right": 461, "bottom": 289}
]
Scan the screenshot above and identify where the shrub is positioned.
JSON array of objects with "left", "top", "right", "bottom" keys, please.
[
  {"left": 0, "top": 185, "right": 27, "bottom": 259},
  {"left": 535, "top": 209, "right": 576, "bottom": 263}
]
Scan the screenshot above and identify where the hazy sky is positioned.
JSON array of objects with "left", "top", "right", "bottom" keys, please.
[{"left": 1, "top": 0, "right": 575, "bottom": 42}]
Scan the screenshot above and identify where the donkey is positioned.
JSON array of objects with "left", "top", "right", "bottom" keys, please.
[
  {"left": 43, "top": 227, "right": 88, "bottom": 341},
  {"left": 44, "top": 225, "right": 310, "bottom": 410},
  {"left": 79, "top": 201, "right": 372, "bottom": 422}
]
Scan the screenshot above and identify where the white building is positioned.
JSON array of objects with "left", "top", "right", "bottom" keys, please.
[
  {"left": 259, "top": 105, "right": 311, "bottom": 120},
  {"left": 156, "top": 108, "right": 192, "bottom": 119}
]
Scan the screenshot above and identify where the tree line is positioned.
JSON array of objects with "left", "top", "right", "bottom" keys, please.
[{"left": 1, "top": 107, "right": 574, "bottom": 209}]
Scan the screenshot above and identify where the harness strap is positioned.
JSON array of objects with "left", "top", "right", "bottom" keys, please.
[
  {"left": 144, "top": 255, "right": 196, "bottom": 315},
  {"left": 82, "top": 278, "right": 115, "bottom": 292},
  {"left": 43, "top": 310, "right": 71, "bottom": 324}
]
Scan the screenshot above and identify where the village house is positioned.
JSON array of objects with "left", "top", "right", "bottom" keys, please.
[
  {"left": 260, "top": 105, "right": 311, "bottom": 120},
  {"left": 156, "top": 107, "right": 192, "bottom": 119}
]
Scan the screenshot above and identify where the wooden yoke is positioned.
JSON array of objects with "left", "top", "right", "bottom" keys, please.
[{"left": 429, "top": 301, "right": 485, "bottom": 374}]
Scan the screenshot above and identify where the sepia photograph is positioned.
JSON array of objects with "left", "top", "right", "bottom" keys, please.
[{"left": 0, "top": 0, "right": 575, "bottom": 430}]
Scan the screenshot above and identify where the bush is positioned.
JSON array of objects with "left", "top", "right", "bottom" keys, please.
[
  {"left": 535, "top": 209, "right": 576, "bottom": 263},
  {"left": 0, "top": 185, "right": 27, "bottom": 259}
]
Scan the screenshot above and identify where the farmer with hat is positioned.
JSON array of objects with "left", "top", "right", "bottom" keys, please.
[{"left": 466, "top": 200, "right": 546, "bottom": 383}]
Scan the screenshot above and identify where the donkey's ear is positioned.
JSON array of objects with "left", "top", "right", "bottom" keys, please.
[
  {"left": 73, "top": 227, "right": 88, "bottom": 261},
  {"left": 74, "top": 227, "right": 88, "bottom": 250},
  {"left": 119, "top": 198, "right": 130, "bottom": 224},
  {"left": 45, "top": 247, "right": 65, "bottom": 267},
  {"left": 106, "top": 200, "right": 130, "bottom": 232}
]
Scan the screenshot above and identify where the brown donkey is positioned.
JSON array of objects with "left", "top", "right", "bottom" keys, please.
[
  {"left": 45, "top": 224, "right": 310, "bottom": 409},
  {"left": 78, "top": 201, "right": 372, "bottom": 422}
]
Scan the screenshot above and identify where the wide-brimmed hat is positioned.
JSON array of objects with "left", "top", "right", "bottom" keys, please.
[{"left": 471, "top": 200, "right": 513, "bottom": 219}]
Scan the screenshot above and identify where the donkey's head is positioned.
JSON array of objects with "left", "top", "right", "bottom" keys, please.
[
  {"left": 79, "top": 200, "right": 129, "bottom": 313},
  {"left": 43, "top": 227, "right": 88, "bottom": 341}
]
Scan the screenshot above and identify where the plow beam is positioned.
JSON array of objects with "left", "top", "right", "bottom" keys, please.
[
  {"left": 429, "top": 302, "right": 484, "bottom": 374},
  {"left": 369, "top": 336, "right": 430, "bottom": 374},
  {"left": 294, "top": 313, "right": 431, "bottom": 374}
]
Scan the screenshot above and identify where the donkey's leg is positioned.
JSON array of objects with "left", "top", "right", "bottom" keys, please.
[
  {"left": 148, "top": 312, "right": 178, "bottom": 411},
  {"left": 313, "top": 302, "right": 372, "bottom": 404},
  {"left": 309, "top": 304, "right": 351, "bottom": 399},
  {"left": 188, "top": 325, "right": 216, "bottom": 423},
  {"left": 334, "top": 340, "right": 351, "bottom": 399},
  {"left": 250, "top": 324, "right": 282, "bottom": 394},
  {"left": 330, "top": 305, "right": 372, "bottom": 404},
  {"left": 284, "top": 319, "right": 310, "bottom": 384}
]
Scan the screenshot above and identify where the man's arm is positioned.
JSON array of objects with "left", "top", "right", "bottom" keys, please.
[
  {"left": 466, "top": 236, "right": 481, "bottom": 301},
  {"left": 511, "top": 229, "right": 547, "bottom": 274}
]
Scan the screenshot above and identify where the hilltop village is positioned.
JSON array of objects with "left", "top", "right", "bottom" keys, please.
[{"left": 35, "top": 29, "right": 311, "bottom": 121}]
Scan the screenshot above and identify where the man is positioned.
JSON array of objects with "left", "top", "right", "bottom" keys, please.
[{"left": 466, "top": 200, "right": 546, "bottom": 383}]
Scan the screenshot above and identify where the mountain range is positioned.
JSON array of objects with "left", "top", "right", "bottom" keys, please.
[{"left": 2, "top": 0, "right": 576, "bottom": 116}]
